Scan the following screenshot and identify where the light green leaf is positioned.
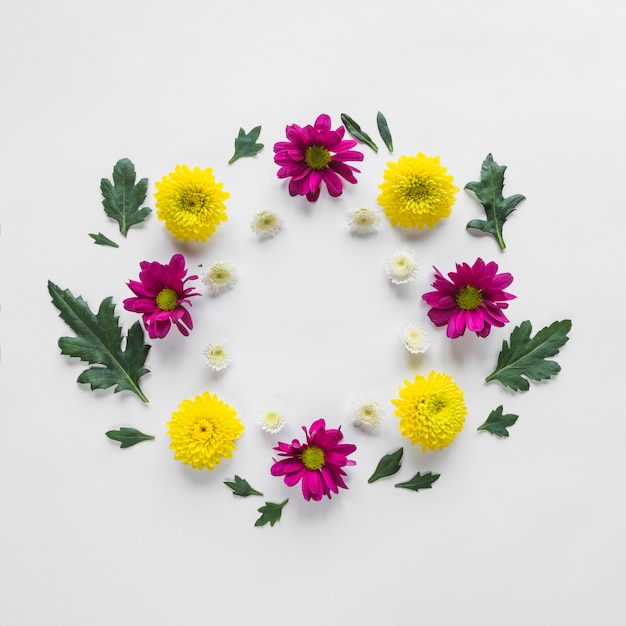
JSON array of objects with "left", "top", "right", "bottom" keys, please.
[
  {"left": 340, "top": 113, "right": 378, "bottom": 152},
  {"left": 465, "top": 153, "right": 526, "bottom": 250},
  {"left": 485, "top": 320, "right": 572, "bottom": 391},
  {"left": 106, "top": 427, "right": 154, "bottom": 448},
  {"left": 224, "top": 475, "right": 263, "bottom": 497},
  {"left": 100, "top": 158, "right": 151, "bottom": 236},
  {"left": 89, "top": 232, "right": 119, "bottom": 248},
  {"left": 48, "top": 281, "right": 151, "bottom": 402},
  {"left": 395, "top": 471, "right": 440, "bottom": 492},
  {"left": 376, "top": 111, "right": 393, "bottom": 152},
  {"left": 368, "top": 448, "right": 403, "bottom": 483},
  {"left": 255, "top": 499, "right": 288, "bottom": 527},
  {"left": 228, "top": 126, "right": 264, "bottom": 164},
  {"left": 477, "top": 406, "right": 519, "bottom": 437}
]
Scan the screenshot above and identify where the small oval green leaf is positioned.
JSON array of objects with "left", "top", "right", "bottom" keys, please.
[{"left": 376, "top": 111, "right": 393, "bottom": 152}]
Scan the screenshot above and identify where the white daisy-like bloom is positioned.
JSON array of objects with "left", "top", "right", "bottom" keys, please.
[
  {"left": 346, "top": 206, "right": 382, "bottom": 235},
  {"left": 257, "top": 407, "right": 286, "bottom": 434},
  {"left": 350, "top": 398, "right": 385, "bottom": 432},
  {"left": 384, "top": 247, "right": 419, "bottom": 284},
  {"left": 201, "top": 261, "right": 238, "bottom": 293},
  {"left": 401, "top": 322, "right": 430, "bottom": 355},
  {"left": 250, "top": 209, "right": 284, "bottom": 238},
  {"left": 203, "top": 342, "right": 232, "bottom": 371}
]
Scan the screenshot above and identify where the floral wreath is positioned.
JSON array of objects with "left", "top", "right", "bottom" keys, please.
[{"left": 49, "top": 112, "right": 572, "bottom": 527}]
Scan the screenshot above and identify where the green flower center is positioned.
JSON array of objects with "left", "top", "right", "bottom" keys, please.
[
  {"left": 178, "top": 188, "right": 207, "bottom": 213},
  {"left": 193, "top": 419, "right": 214, "bottom": 442},
  {"left": 456, "top": 286, "right": 483, "bottom": 311},
  {"left": 305, "top": 145, "right": 332, "bottom": 170},
  {"left": 156, "top": 288, "right": 178, "bottom": 311},
  {"left": 402, "top": 177, "right": 436, "bottom": 206},
  {"left": 302, "top": 445, "right": 325, "bottom": 470}
]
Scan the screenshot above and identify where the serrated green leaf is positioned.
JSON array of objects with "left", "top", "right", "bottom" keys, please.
[
  {"left": 224, "top": 475, "right": 263, "bottom": 497},
  {"left": 485, "top": 320, "right": 572, "bottom": 392},
  {"left": 340, "top": 113, "right": 378, "bottom": 152},
  {"left": 395, "top": 471, "right": 440, "bottom": 492},
  {"left": 255, "top": 499, "right": 288, "bottom": 527},
  {"left": 106, "top": 427, "right": 154, "bottom": 448},
  {"left": 376, "top": 111, "right": 393, "bottom": 152},
  {"left": 477, "top": 406, "right": 519, "bottom": 437},
  {"left": 465, "top": 153, "right": 526, "bottom": 250},
  {"left": 228, "top": 126, "right": 264, "bottom": 164},
  {"left": 368, "top": 448, "right": 403, "bottom": 483},
  {"left": 89, "top": 232, "right": 119, "bottom": 248},
  {"left": 48, "top": 281, "right": 151, "bottom": 402},
  {"left": 100, "top": 158, "right": 151, "bottom": 236}
]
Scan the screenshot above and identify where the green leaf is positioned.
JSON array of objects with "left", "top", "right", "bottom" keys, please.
[
  {"left": 465, "top": 153, "right": 526, "bottom": 250},
  {"left": 477, "top": 406, "right": 519, "bottom": 437},
  {"left": 228, "top": 126, "right": 264, "bottom": 164},
  {"left": 89, "top": 232, "right": 119, "bottom": 248},
  {"left": 48, "top": 280, "right": 151, "bottom": 402},
  {"left": 368, "top": 448, "right": 403, "bottom": 483},
  {"left": 106, "top": 427, "right": 154, "bottom": 448},
  {"left": 395, "top": 471, "right": 440, "bottom": 492},
  {"left": 255, "top": 499, "right": 288, "bottom": 527},
  {"left": 100, "top": 158, "right": 151, "bottom": 237},
  {"left": 485, "top": 320, "right": 572, "bottom": 392},
  {"left": 224, "top": 475, "right": 263, "bottom": 497},
  {"left": 340, "top": 113, "right": 378, "bottom": 152},
  {"left": 376, "top": 111, "right": 393, "bottom": 152}
]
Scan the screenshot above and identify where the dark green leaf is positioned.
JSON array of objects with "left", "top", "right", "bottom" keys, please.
[
  {"left": 465, "top": 153, "right": 526, "bottom": 250},
  {"left": 376, "top": 111, "right": 393, "bottom": 152},
  {"left": 224, "top": 475, "right": 263, "bottom": 497},
  {"left": 89, "top": 232, "right": 119, "bottom": 248},
  {"left": 255, "top": 499, "right": 288, "bottom": 527},
  {"left": 48, "top": 281, "right": 151, "bottom": 402},
  {"left": 228, "top": 126, "right": 264, "bottom": 164},
  {"left": 395, "top": 471, "right": 440, "bottom": 492},
  {"left": 477, "top": 406, "right": 519, "bottom": 437},
  {"left": 100, "top": 158, "right": 151, "bottom": 237},
  {"left": 485, "top": 320, "right": 572, "bottom": 392},
  {"left": 368, "top": 448, "right": 403, "bottom": 483},
  {"left": 340, "top": 113, "right": 378, "bottom": 152},
  {"left": 106, "top": 427, "right": 154, "bottom": 448}
]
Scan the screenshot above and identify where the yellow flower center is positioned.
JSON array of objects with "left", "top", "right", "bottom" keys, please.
[
  {"left": 192, "top": 419, "right": 215, "bottom": 442},
  {"left": 178, "top": 188, "right": 208, "bottom": 213},
  {"left": 301, "top": 445, "right": 325, "bottom": 470},
  {"left": 456, "top": 286, "right": 483, "bottom": 311},
  {"left": 305, "top": 145, "right": 332, "bottom": 170},
  {"left": 264, "top": 411, "right": 282, "bottom": 428},
  {"left": 156, "top": 288, "right": 178, "bottom": 311}
]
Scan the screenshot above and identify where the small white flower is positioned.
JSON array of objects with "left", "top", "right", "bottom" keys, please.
[
  {"left": 251, "top": 209, "right": 284, "bottom": 238},
  {"left": 201, "top": 261, "right": 238, "bottom": 293},
  {"left": 346, "top": 207, "right": 381, "bottom": 235},
  {"left": 401, "top": 322, "right": 430, "bottom": 355},
  {"left": 203, "top": 342, "right": 232, "bottom": 371},
  {"left": 258, "top": 407, "right": 286, "bottom": 434},
  {"left": 384, "top": 247, "right": 419, "bottom": 284},
  {"left": 350, "top": 398, "right": 384, "bottom": 432}
]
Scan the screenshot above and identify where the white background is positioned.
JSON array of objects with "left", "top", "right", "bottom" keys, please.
[{"left": 1, "top": 1, "right": 624, "bottom": 624}]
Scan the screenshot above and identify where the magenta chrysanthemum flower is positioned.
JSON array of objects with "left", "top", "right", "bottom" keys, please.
[
  {"left": 270, "top": 418, "right": 357, "bottom": 501},
  {"left": 273, "top": 113, "right": 364, "bottom": 202},
  {"left": 422, "top": 258, "right": 515, "bottom": 338},
  {"left": 123, "top": 253, "right": 200, "bottom": 339}
]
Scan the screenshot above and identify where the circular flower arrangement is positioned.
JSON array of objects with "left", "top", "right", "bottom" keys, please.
[{"left": 49, "top": 113, "right": 572, "bottom": 527}]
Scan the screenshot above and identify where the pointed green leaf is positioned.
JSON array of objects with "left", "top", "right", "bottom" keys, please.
[
  {"left": 477, "top": 406, "right": 519, "bottom": 437},
  {"left": 465, "top": 153, "right": 526, "bottom": 250},
  {"left": 228, "top": 126, "right": 264, "bottom": 164},
  {"left": 224, "top": 475, "right": 263, "bottom": 497},
  {"left": 106, "top": 427, "right": 154, "bottom": 448},
  {"left": 48, "top": 281, "right": 151, "bottom": 402},
  {"left": 100, "top": 158, "right": 151, "bottom": 236},
  {"left": 485, "top": 320, "right": 572, "bottom": 391},
  {"left": 395, "top": 471, "right": 440, "bottom": 492},
  {"left": 340, "top": 113, "right": 378, "bottom": 152},
  {"left": 255, "top": 499, "right": 288, "bottom": 527},
  {"left": 376, "top": 111, "right": 393, "bottom": 152},
  {"left": 368, "top": 448, "right": 403, "bottom": 483},
  {"left": 89, "top": 232, "right": 119, "bottom": 248}
]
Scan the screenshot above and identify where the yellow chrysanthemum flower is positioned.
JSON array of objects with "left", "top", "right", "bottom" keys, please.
[
  {"left": 155, "top": 165, "right": 229, "bottom": 241},
  {"left": 392, "top": 371, "right": 467, "bottom": 451},
  {"left": 378, "top": 153, "right": 459, "bottom": 229},
  {"left": 167, "top": 392, "right": 244, "bottom": 469}
]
